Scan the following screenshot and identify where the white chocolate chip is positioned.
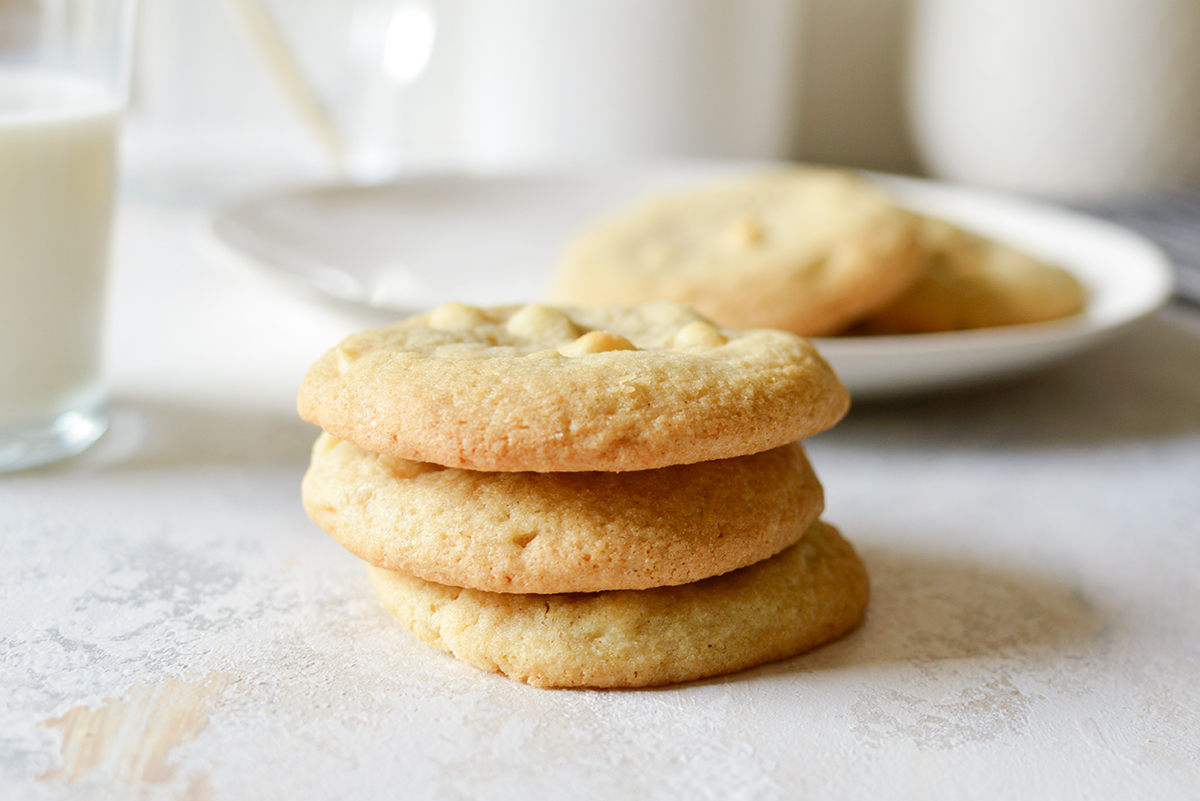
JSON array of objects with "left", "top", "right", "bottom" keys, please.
[
  {"left": 505, "top": 304, "right": 581, "bottom": 341},
  {"left": 723, "top": 217, "right": 765, "bottom": 249},
  {"left": 558, "top": 330, "right": 638, "bottom": 357},
  {"left": 672, "top": 321, "right": 728, "bottom": 349},
  {"left": 335, "top": 346, "right": 360, "bottom": 372},
  {"left": 428, "top": 302, "right": 487, "bottom": 330}
]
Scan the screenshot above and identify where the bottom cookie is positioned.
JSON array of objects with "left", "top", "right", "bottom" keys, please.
[{"left": 367, "top": 520, "right": 868, "bottom": 688}]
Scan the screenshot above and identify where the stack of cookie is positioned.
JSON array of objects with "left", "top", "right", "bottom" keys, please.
[
  {"left": 551, "top": 168, "right": 1086, "bottom": 336},
  {"left": 298, "top": 301, "right": 867, "bottom": 688}
]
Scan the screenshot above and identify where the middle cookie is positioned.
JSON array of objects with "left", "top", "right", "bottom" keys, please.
[{"left": 302, "top": 433, "right": 824, "bottom": 594}]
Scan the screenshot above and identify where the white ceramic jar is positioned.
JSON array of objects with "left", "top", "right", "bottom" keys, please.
[
  {"left": 448, "top": 0, "right": 806, "bottom": 169},
  {"left": 908, "top": 0, "right": 1200, "bottom": 199}
]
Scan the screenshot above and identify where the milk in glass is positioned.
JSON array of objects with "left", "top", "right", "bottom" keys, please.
[{"left": 0, "top": 70, "right": 119, "bottom": 431}]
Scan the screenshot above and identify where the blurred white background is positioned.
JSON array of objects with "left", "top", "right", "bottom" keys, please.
[
  {"left": 125, "top": 0, "right": 1200, "bottom": 199},
  {"left": 125, "top": 0, "right": 913, "bottom": 178}
]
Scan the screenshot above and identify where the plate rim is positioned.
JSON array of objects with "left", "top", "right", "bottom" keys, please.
[{"left": 202, "top": 160, "right": 1178, "bottom": 396}]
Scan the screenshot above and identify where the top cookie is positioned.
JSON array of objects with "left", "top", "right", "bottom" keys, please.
[
  {"left": 297, "top": 302, "right": 849, "bottom": 472},
  {"left": 550, "top": 169, "right": 927, "bottom": 337},
  {"left": 854, "top": 220, "right": 1087, "bottom": 334}
]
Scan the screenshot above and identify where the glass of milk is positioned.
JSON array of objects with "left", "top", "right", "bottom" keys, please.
[{"left": 0, "top": 0, "right": 136, "bottom": 472}]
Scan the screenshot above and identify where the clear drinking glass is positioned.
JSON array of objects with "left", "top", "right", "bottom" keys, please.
[{"left": 0, "top": 0, "right": 136, "bottom": 472}]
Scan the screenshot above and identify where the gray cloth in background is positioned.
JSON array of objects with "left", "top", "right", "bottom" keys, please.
[{"left": 1078, "top": 192, "right": 1200, "bottom": 306}]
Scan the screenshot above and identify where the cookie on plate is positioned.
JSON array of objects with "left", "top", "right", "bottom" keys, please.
[
  {"left": 303, "top": 433, "right": 824, "bottom": 594},
  {"left": 367, "top": 520, "right": 868, "bottom": 688},
  {"left": 854, "top": 220, "right": 1086, "bottom": 334},
  {"left": 297, "top": 302, "right": 849, "bottom": 473},
  {"left": 549, "top": 169, "right": 927, "bottom": 337}
]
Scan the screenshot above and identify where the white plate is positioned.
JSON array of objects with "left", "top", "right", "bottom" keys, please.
[{"left": 204, "top": 162, "right": 1174, "bottom": 399}]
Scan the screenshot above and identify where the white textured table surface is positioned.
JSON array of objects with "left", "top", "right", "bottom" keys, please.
[{"left": 3, "top": 196, "right": 1200, "bottom": 800}]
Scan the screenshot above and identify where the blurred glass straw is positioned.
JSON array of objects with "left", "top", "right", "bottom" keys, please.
[{"left": 221, "top": 0, "right": 348, "bottom": 177}]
